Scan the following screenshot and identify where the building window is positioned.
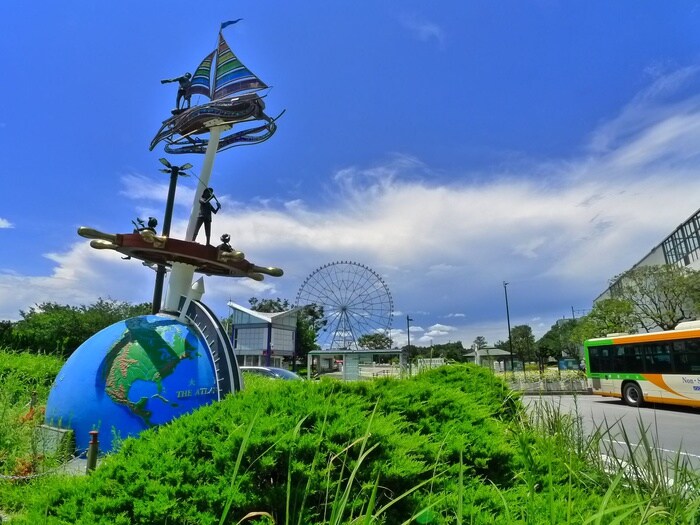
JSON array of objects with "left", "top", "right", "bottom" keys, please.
[
  {"left": 233, "top": 327, "right": 267, "bottom": 350},
  {"left": 271, "top": 328, "right": 295, "bottom": 352},
  {"left": 662, "top": 211, "right": 700, "bottom": 265}
]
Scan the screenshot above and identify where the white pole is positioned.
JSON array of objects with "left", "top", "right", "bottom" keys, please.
[
  {"left": 164, "top": 123, "right": 228, "bottom": 312},
  {"left": 178, "top": 278, "right": 205, "bottom": 321}
]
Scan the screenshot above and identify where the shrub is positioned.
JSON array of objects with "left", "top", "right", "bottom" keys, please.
[{"left": 11, "top": 365, "right": 645, "bottom": 524}]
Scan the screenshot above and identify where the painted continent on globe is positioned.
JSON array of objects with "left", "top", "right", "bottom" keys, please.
[{"left": 46, "top": 314, "right": 219, "bottom": 452}]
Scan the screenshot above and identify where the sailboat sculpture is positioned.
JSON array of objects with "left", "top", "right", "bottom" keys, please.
[{"left": 150, "top": 28, "right": 282, "bottom": 154}]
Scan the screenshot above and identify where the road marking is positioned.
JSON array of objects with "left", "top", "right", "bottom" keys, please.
[{"left": 606, "top": 439, "right": 700, "bottom": 460}]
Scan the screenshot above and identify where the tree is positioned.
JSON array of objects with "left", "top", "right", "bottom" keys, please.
[
  {"left": 403, "top": 343, "right": 422, "bottom": 363},
  {"left": 433, "top": 341, "right": 466, "bottom": 362},
  {"left": 400, "top": 341, "right": 466, "bottom": 364},
  {"left": 9, "top": 299, "right": 150, "bottom": 356},
  {"left": 0, "top": 320, "right": 13, "bottom": 348},
  {"left": 509, "top": 325, "right": 535, "bottom": 367},
  {"left": 537, "top": 319, "right": 581, "bottom": 373},
  {"left": 612, "top": 265, "right": 700, "bottom": 331},
  {"left": 247, "top": 297, "right": 326, "bottom": 366},
  {"left": 493, "top": 340, "right": 509, "bottom": 351},
  {"left": 248, "top": 297, "right": 290, "bottom": 313},
  {"left": 473, "top": 336, "right": 487, "bottom": 349},
  {"left": 357, "top": 333, "right": 393, "bottom": 350},
  {"left": 571, "top": 298, "right": 636, "bottom": 343}
]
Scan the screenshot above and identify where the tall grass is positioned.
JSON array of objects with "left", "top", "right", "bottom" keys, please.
[
  {"left": 525, "top": 394, "right": 700, "bottom": 524},
  {"left": 598, "top": 414, "right": 700, "bottom": 522},
  {"left": 0, "top": 349, "right": 64, "bottom": 478}
]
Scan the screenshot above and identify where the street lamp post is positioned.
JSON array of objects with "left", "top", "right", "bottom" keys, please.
[
  {"left": 152, "top": 158, "right": 192, "bottom": 314},
  {"left": 503, "top": 281, "right": 515, "bottom": 377},
  {"left": 406, "top": 315, "right": 413, "bottom": 349},
  {"left": 406, "top": 315, "right": 413, "bottom": 375}
]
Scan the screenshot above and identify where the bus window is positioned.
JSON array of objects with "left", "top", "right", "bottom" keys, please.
[
  {"left": 612, "top": 346, "right": 625, "bottom": 372},
  {"left": 674, "top": 339, "right": 700, "bottom": 373},
  {"left": 620, "top": 344, "right": 644, "bottom": 373},
  {"left": 588, "top": 345, "right": 612, "bottom": 373},
  {"left": 644, "top": 342, "right": 672, "bottom": 373}
]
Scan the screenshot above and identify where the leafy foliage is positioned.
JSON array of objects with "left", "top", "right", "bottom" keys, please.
[
  {"left": 247, "top": 297, "right": 290, "bottom": 313},
  {"left": 473, "top": 335, "right": 488, "bottom": 349},
  {"left": 611, "top": 264, "right": 700, "bottom": 331},
  {"left": 404, "top": 341, "right": 467, "bottom": 363},
  {"left": 4, "top": 364, "right": 690, "bottom": 523},
  {"left": 14, "top": 366, "right": 524, "bottom": 524},
  {"left": 5, "top": 299, "right": 150, "bottom": 357},
  {"left": 572, "top": 298, "right": 637, "bottom": 342},
  {"left": 537, "top": 319, "right": 581, "bottom": 364},
  {"left": 509, "top": 325, "right": 535, "bottom": 365}
]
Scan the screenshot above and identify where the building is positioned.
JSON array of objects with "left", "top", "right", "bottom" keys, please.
[
  {"left": 226, "top": 301, "right": 299, "bottom": 368},
  {"left": 596, "top": 207, "right": 700, "bottom": 302},
  {"left": 306, "top": 348, "right": 407, "bottom": 380},
  {"left": 463, "top": 346, "right": 514, "bottom": 372}
]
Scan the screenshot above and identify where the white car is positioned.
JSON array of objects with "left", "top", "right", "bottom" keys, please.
[{"left": 240, "top": 366, "right": 303, "bottom": 380}]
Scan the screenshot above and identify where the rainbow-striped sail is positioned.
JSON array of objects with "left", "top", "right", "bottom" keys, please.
[{"left": 187, "top": 32, "right": 268, "bottom": 101}]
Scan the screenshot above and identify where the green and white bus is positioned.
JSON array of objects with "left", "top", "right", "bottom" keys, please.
[{"left": 584, "top": 322, "right": 700, "bottom": 408}]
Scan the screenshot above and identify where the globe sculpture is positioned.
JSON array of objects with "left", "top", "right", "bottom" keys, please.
[
  {"left": 45, "top": 21, "right": 283, "bottom": 453},
  {"left": 45, "top": 315, "right": 219, "bottom": 452}
]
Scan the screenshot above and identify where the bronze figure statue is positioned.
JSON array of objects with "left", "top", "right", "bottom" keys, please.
[
  {"left": 217, "top": 233, "right": 233, "bottom": 252},
  {"left": 161, "top": 72, "right": 192, "bottom": 109},
  {"left": 192, "top": 187, "right": 220, "bottom": 245}
]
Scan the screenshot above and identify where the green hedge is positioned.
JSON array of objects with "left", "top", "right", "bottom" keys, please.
[{"left": 13, "top": 365, "right": 630, "bottom": 524}]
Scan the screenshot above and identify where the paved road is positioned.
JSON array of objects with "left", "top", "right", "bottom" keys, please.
[{"left": 524, "top": 394, "right": 700, "bottom": 470}]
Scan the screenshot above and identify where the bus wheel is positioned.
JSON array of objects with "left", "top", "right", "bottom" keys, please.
[{"left": 622, "top": 382, "right": 644, "bottom": 407}]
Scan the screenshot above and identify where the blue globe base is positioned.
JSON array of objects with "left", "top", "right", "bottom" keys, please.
[{"left": 45, "top": 314, "right": 219, "bottom": 452}]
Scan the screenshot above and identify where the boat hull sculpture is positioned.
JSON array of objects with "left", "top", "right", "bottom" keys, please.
[
  {"left": 150, "top": 30, "right": 281, "bottom": 154},
  {"left": 79, "top": 227, "right": 283, "bottom": 281},
  {"left": 150, "top": 94, "right": 282, "bottom": 154}
]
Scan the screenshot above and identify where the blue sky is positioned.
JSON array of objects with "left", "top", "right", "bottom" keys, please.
[{"left": 3, "top": 1, "right": 700, "bottom": 346}]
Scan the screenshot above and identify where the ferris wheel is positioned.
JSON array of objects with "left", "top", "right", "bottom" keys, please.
[{"left": 295, "top": 261, "right": 394, "bottom": 351}]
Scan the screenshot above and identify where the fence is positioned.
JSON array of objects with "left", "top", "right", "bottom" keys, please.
[{"left": 508, "top": 377, "right": 589, "bottom": 394}]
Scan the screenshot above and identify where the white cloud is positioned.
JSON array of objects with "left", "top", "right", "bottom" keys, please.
[
  {"left": 399, "top": 14, "right": 445, "bottom": 46},
  {"left": 0, "top": 243, "right": 151, "bottom": 320},
  {"left": 4, "top": 67, "right": 700, "bottom": 344},
  {"left": 588, "top": 65, "right": 700, "bottom": 154},
  {"left": 120, "top": 173, "right": 196, "bottom": 208},
  {"left": 428, "top": 323, "right": 456, "bottom": 332},
  {"left": 0, "top": 218, "right": 13, "bottom": 228}
]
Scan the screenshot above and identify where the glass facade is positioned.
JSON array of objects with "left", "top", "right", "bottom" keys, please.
[
  {"left": 272, "top": 329, "right": 295, "bottom": 352},
  {"left": 662, "top": 210, "right": 700, "bottom": 266},
  {"left": 233, "top": 327, "right": 266, "bottom": 351}
]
